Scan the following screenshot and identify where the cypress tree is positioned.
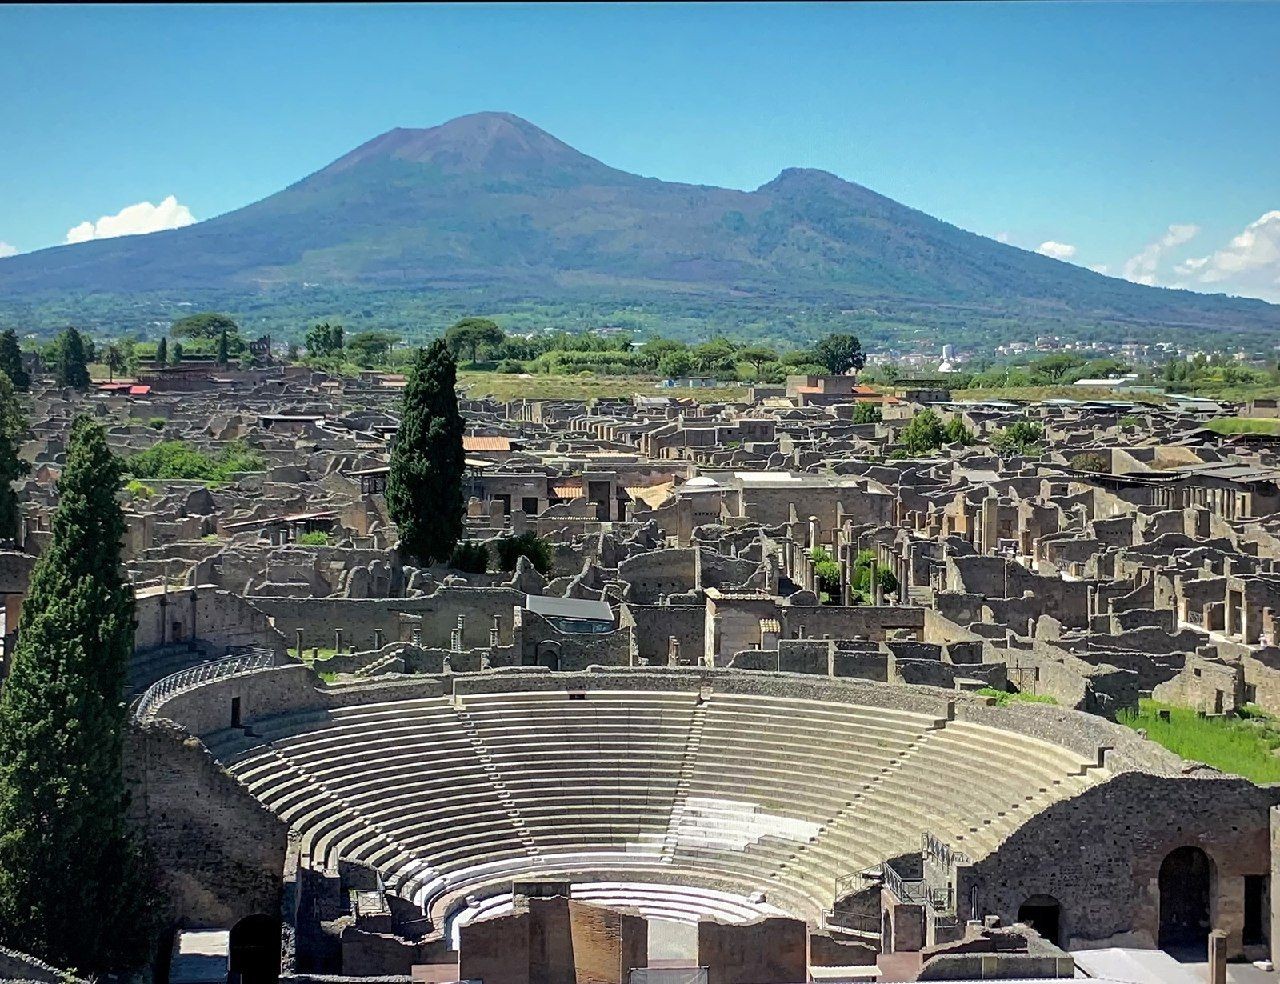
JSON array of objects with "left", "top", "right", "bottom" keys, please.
[
  {"left": 216, "top": 328, "right": 229, "bottom": 366},
  {"left": 386, "top": 339, "right": 465, "bottom": 564},
  {"left": 0, "top": 375, "right": 29, "bottom": 542},
  {"left": 0, "top": 416, "right": 153, "bottom": 971},
  {"left": 0, "top": 330, "right": 29, "bottom": 392},
  {"left": 54, "top": 327, "right": 90, "bottom": 389},
  {"left": 155, "top": 336, "right": 168, "bottom": 366}
]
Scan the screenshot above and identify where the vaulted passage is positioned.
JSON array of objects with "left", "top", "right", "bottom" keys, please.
[
  {"left": 1018, "top": 894, "right": 1061, "bottom": 947},
  {"left": 228, "top": 913, "right": 282, "bottom": 984},
  {"left": 1159, "top": 846, "right": 1213, "bottom": 952}
]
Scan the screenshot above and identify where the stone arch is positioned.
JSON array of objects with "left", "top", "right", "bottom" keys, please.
[
  {"left": 535, "top": 640, "right": 561, "bottom": 671},
  {"left": 1159, "top": 845, "right": 1214, "bottom": 952},
  {"left": 229, "top": 913, "right": 282, "bottom": 984},
  {"left": 1017, "top": 893, "right": 1062, "bottom": 947}
]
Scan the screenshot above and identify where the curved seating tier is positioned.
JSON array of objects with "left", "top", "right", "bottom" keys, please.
[{"left": 213, "top": 687, "right": 1108, "bottom": 926}]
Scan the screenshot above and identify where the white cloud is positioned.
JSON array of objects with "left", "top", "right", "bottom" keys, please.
[
  {"left": 0, "top": 242, "right": 16, "bottom": 259},
  {"left": 994, "top": 231, "right": 1011, "bottom": 244},
  {"left": 1175, "top": 210, "right": 1280, "bottom": 301},
  {"left": 1121, "top": 223, "right": 1200, "bottom": 286},
  {"left": 64, "top": 195, "right": 195, "bottom": 244},
  {"left": 1088, "top": 263, "right": 1109, "bottom": 275},
  {"left": 1036, "top": 240, "right": 1077, "bottom": 261}
]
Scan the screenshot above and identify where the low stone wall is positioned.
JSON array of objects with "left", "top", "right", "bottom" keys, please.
[{"left": 0, "top": 946, "right": 84, "bottom": 984}]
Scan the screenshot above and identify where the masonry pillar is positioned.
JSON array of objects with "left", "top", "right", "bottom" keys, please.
[
  {"left": 490, "top": 616, "right": 501, "bottom": 647},
  {"left": 373, "top": 628, "right": 384, "bottom": 650},
  {"left": 808, "top": 515, "right": 819, "bottom": 551},
  {"left": 295, "top": 628, "right": 304, "bottom": 660},
  {"left": 334, "top": 628, "right": 343, "bottom": 654},
  {"left": 1208, "top": 929, "right": 1227, "bottom": 984}
]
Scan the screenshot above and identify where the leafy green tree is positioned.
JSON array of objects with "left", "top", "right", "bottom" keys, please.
[
  {"left": 943, "top": 416, "right": 975, "bottom": 446},
  {"left": 851, "top": 402, "right": 882, "bottom": 424},
  {"left": 812, "top": 333, "right": 866, "bottom": 376},
  {"left": 155, "top": 336, "right": 168, "bottom": 365},
  {"left": 449, "top": 540, "right": 490, "bottom": 574},
  {"left": 387, "top": 341, "right": 465, "bottom": 564},
  {"left": 305, "top": 321, "right": 344, "bottom": 358},
  {"left": 0, "top": 416, "right": 155, "bottom": 971},
  {"left": 809, "top": 547, "right": 841, "bottom": 597},
  {"left": 445, "top": 317, "right": 505, "bottom": 365},
  {"left": 495, "top": 531, "right": 553, "bottom": 574},
  {"left": 104, "top": 343, "right": 124, "bottom": 381},
  {"left": 346, "top": 331, "right": 399, "bottom": 367},
  {"left": 739, "top": 345, "right": 778, "bottom": 372},
  {"left": 897, "top": 408, "right": 946, "bottom": 455},
  {"left": 54, "top": 327, "right": 90, "bottom": 389},
  {"left": 171, "top": 311, "right": 238, "bottom": 340},
  {"left": 0, "top": 330, "right": 29, "bottom": 391},
  {"left": 0, "top": 375, "right": 29, "bottom": 541},
  {"left": 692, "top": 337, "right": 737, "bottom": 375},
  {"left": 851, "top": 548, "right": 898, "bottom": 602},
  {"left": 991, "top": 420, "right": 1045, "bottom": 458},
  {"left": 658, "top": 350, "right": 695, "bottom": 378}
]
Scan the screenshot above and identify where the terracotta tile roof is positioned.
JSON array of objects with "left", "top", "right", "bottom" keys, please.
[
  {"left": 463, "top": 435, "right": 513, "bottom": 452},
  {"left": 550, "top": 482, "right": 583, "bottom": 499}
]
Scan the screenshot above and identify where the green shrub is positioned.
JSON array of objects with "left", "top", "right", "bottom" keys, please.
[
  {"left": 123, "top": 478, "right": 155, "bottom": 500},
  {"left": 297, "top": 531, "right": 330, "bottom": 546},
  {"left": 1069, "top": 452, "right": 1108, "bottom": 472},
  {"left": 450, "top": 540, "right": 490, "bottom": 573},
  {"left": 126, "top": 439, "right": 265, "bottom": 485},
  {"left": 976, "top": 687, "right": 1057, "bottom": 706},
  {"left": 147, "top": 417, "right": 166, "bottom": 430},
  {"left": 495, "top": 359, "right": 526, "bottom": 374},
  {"left": 495, "top": 532, "right": 552, "bottom": 573}
]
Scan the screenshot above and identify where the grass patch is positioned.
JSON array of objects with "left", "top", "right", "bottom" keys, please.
[
  {"left": 1203, "top": 417, "right": 1280, "bottom": 436},
  {"left": 317, "top": 670, "right": 339, "bottom": 684},
  {"left": 458, "top": 371, "right": 750, "bottom": 404},
  {"left": 976, "top": 687, "right": 1057, "bottom": 706},
  {"left": 1118, "top": 699, "right": 1280, "bottom": 782}
]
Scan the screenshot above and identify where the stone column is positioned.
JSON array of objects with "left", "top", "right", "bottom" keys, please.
[
  {"left": 334, "top": 628, "right": 343, "bottom": 654},
  {"left": 373, "top": 628, "right": 384, "bottom": 650},
  {"left": 1208, "top": 929, "right": 1227, "bottom": 984}
]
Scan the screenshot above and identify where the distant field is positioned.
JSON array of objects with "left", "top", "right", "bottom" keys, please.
[
  {"left": 954, "top": 384, "right": 1168, "bottom": 405},
  {"left": 1203, "top": 417, "right": 1280, "bottom": 435},
  {"left": 1118, "top": 699, "right": 1280, "bottom": 783},
  {"left": 458, "top": 371, "right": 751, "bottom": 403}
]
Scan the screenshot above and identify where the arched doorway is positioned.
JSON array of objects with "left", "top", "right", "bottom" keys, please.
[
  {"left": 1159, "top": 846, "right": 1213, "bottom": 952},
  {"left": 1017, "top": 894, "right": 1062, "bottom": 947},
  {"left": 228, "top": 914, "right": 281, "bottom": 984},
  {"left": 535, "top": 641, "right": 561, "bottom": 671}
]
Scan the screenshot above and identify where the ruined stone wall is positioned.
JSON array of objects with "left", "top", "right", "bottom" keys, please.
[
  {"left": 251, "top": 587, "right": 525, "bottom": 649},
  {"left": 620, "top": 604, "right": 707, "bottom": 664},
  {"left": 618, "top": 549, "right": 696, "bottom": 604},
  {"left": 697, "top": 916, "right": 807, "bottom": 984},
  {"left": 135, "top": 586, "right": 286, "bottom": 655},
  {"left": 962, "top": 772, "right": 1280, "bottom": 958},
  {"left": 785, "top": 605, "right": 925, "bottom": 642},
  {"left": 125, "top": 721, "right": 288, "bottom": 928},
  {"left": 154, "top": 664, "right": 326, "bottom": 737}
]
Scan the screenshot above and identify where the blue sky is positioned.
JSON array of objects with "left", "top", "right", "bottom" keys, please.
[{"left": 2, "top": 2, "right": 1278, "bottom": 299}]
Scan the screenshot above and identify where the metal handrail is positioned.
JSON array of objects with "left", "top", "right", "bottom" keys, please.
[{"left": 133, "top": 648, "right": 276, "bottom": 722}]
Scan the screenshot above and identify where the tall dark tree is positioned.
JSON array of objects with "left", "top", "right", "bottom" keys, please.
[
  {"left": 0, "top": 416, "right": 153, "bottom": 971},
  {"left": 170, "top": 341, "right": 184, "bottom": 365},
  {"left": 55, "top": 327, "right": 90, "bottom": 389},
  {"left": 216, "top": 328, "right": 229, "bottom": 366},
  {"left": 812, "top": 333, "right": 866, "bottom": 376},
  {"left": 155, "top": 336, "right": 168, "bottom": 365},
  {"left": 0, "top": 330, "right": 29, "bottom": 391},
  {"left": 386, "top": 340, "right": 465, "bottom": 564},
  {"left": 0, "top": 375, "right": 29, "bottom": 542}
]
